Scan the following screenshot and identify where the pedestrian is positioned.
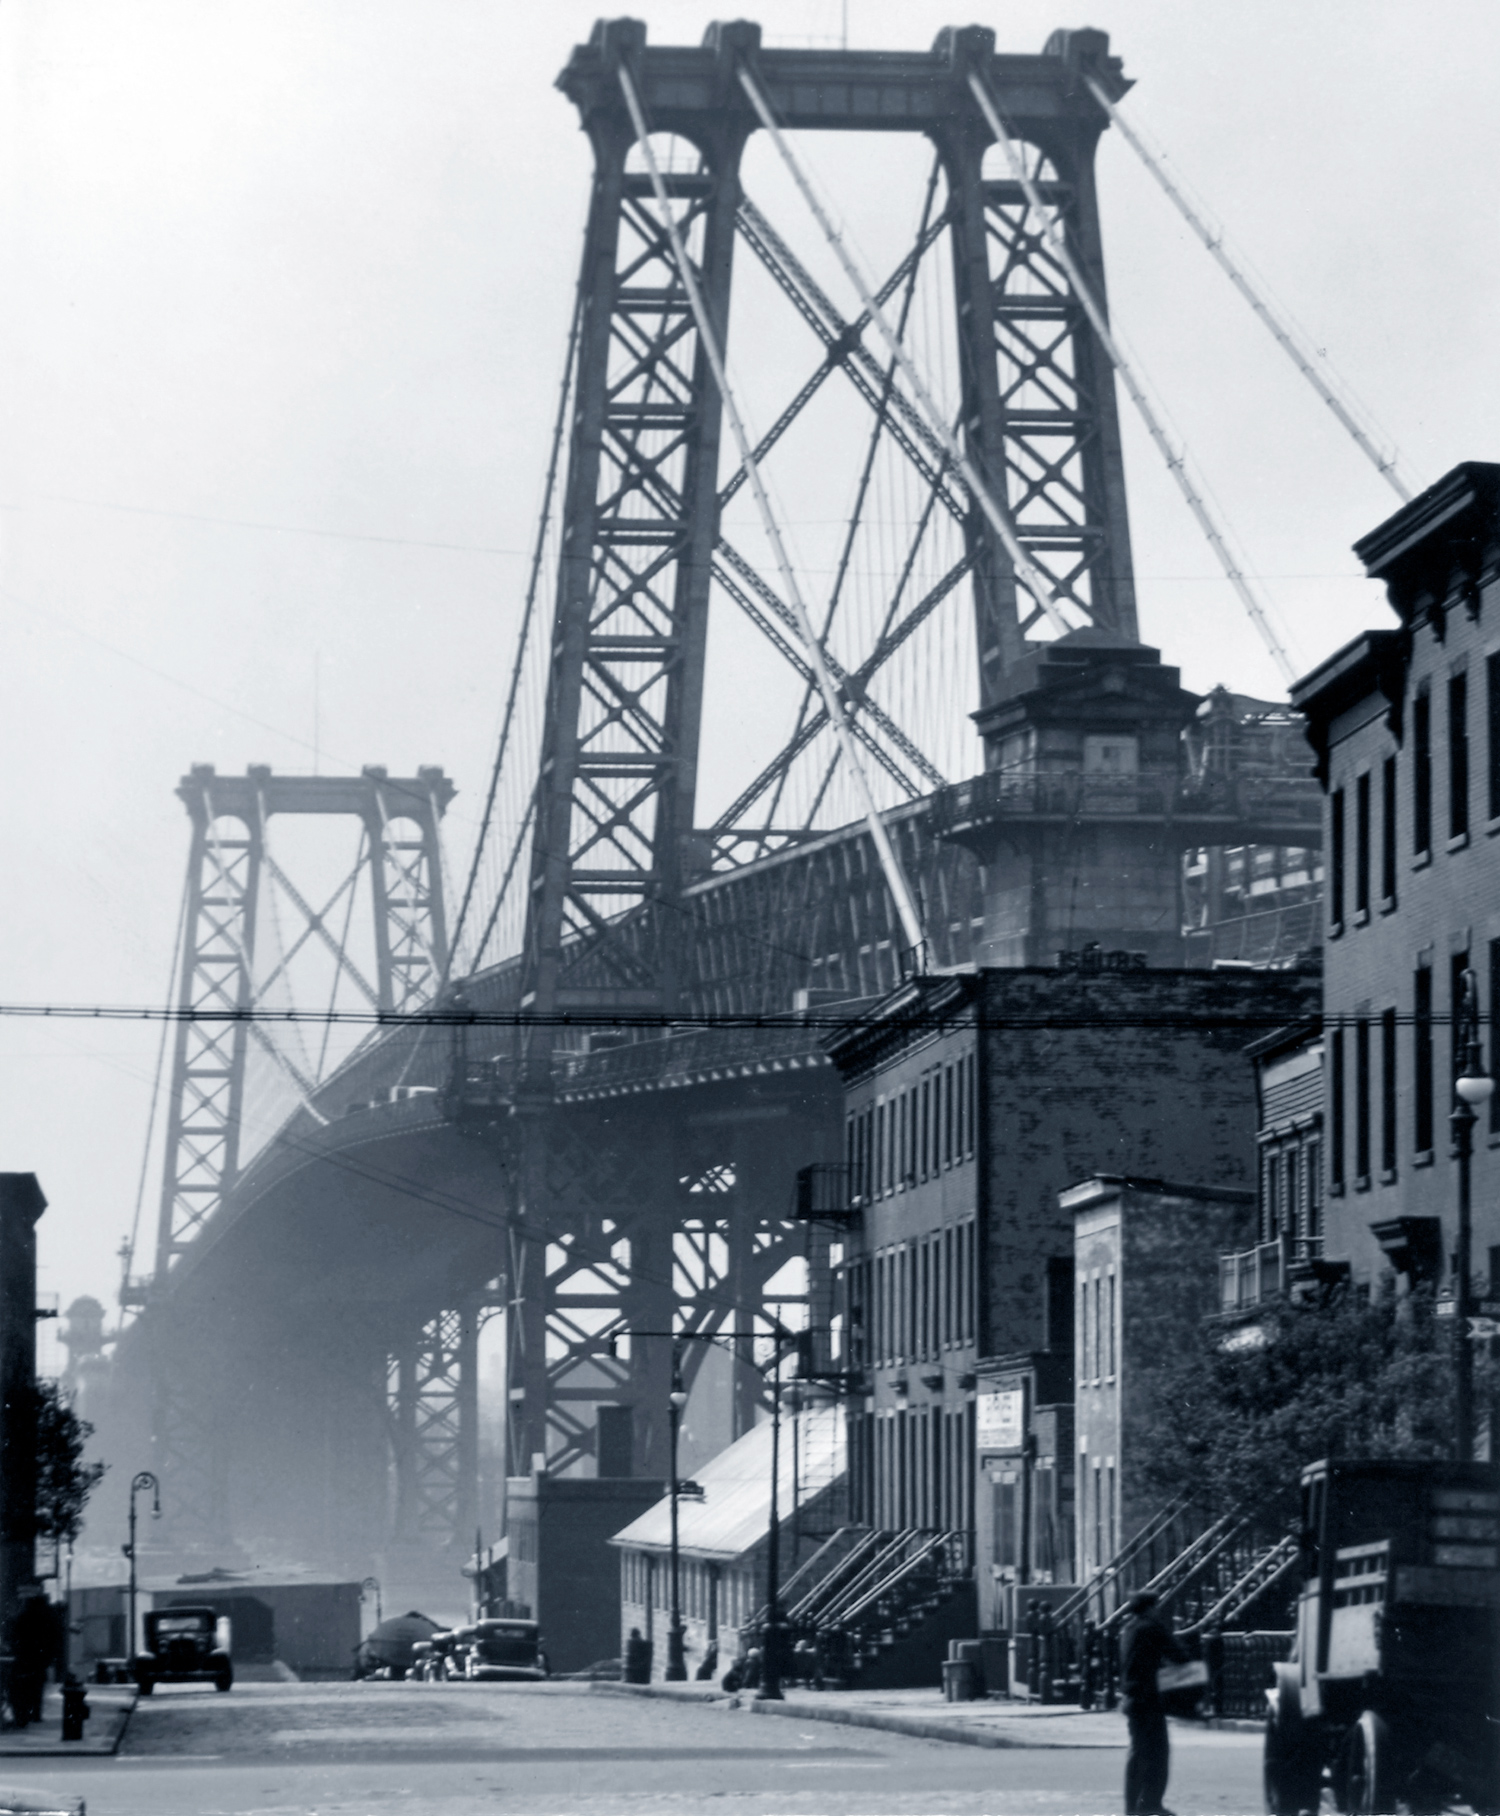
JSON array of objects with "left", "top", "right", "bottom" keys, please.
[{"left": 1119, "top": 1590, "right": 1187, "bottom": 1816}]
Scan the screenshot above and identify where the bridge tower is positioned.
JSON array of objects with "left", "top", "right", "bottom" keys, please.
[
  {"left": 147, "top": 763, "right": 456, "bottom": 1551},
  {"left": 507, "top": 18, "right": 1139, "bottom": 1480}
]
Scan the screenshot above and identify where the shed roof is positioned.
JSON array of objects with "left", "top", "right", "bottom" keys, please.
[{"left": 609, "top": 1401, "right": 845, "bottom": 1563}]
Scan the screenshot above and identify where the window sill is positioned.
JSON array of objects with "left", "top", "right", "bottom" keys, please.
[
  {"left": 1329, "top": 1181, "right": 1346, "bottom": 1198},
  {"left": 1413, "top": 850, "right": 1432, "bottom": 871},
  {"left": 1329, "top": 920, "right": 1345, "bottom": 940},
  {"left": 1380, "top": 1167, "right": 1398, "bottom": 1186},
  {"left": 1487, "top": 814, "right": 1500, "bottom": 839},
  {"left": 1354, "top": 1175, "right": 1372, "bottom": 1194},
  {"left": 1488, "top": 1131, "right": 1500, "bottom": 1149},
  {"left": 1379, "top": 895, "right": 1398, "bottom": 916},
  {"left": 1414, "top": 1148, "right": 1435, "bottom": 1169},
  {"left": 1448, "top": 831, "right": 1471, "bottom": 853},
  {"left": 1354, "top": 908, "right": 1371, "bottom": 927}
]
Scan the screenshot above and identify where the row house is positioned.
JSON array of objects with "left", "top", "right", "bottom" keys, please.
[{"left": 1291, "top": 462, "right": 1500, "bottom": 1306}]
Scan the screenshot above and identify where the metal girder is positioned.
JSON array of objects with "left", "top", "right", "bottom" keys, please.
[
  {"left": 389, "top": 1305, "right": 480, "bottom": 1548},
  {"left": 504, "top": 1110, "right": 811, "bottom": 1480},
  {"left": 153, "top": 765, "right": 455, "bottom": 1276},
  {"left": 522, "top": 19, "right": 1138, "bottom": 1029}
]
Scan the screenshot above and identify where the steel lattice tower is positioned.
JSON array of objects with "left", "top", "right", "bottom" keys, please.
[{"left": 505, "top": 18, "right": 1138, "bottom": 1481}]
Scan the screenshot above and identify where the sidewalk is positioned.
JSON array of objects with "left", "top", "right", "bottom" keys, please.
[
  {"left": 0, "top": 1686, "right": 136, "bottom": 1758},
  {"left": 594, "top": 1680, "right": 1129, "bottom": 1749}
]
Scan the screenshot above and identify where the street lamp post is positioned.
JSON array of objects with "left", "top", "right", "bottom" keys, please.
[
  {"left": 666, "top": 1346, "right": 689, "bottom": 1681},
  {"left": 1452, "top": 969, "right": 1494, "bottom": 1462},
  {"left": 123, "top": 1472, "right": 159, "bottom": 1661},
  {"left": 757, "top": 1362, "right": 785, "bottom": 1702}
]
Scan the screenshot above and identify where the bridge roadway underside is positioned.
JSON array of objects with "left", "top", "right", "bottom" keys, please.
[{"left": 111, "top": 1048, "right": 839, "bottom": 1581}]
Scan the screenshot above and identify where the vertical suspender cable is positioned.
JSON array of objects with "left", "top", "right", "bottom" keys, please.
[
  {"left": 617, "top": 64, "right": 929, "bottom": 966},
  {"left": 1082, "top": 77, "right": 1415, "bottom": 506},
  {"left": 735, "top": 65, "right": 1073, "bottom": 642},
  {"left": 967, "top": 71, "right": 1297, "bottom": 688}
]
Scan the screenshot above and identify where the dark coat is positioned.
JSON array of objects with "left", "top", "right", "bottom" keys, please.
[{"left": 1119, "top": 1609, "right": 1186, "bottom": 1713}]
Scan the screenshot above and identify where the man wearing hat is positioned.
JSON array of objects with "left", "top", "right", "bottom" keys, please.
[{"left": 1120, "top": 1590, "right": 1187, "bottom": 1816}]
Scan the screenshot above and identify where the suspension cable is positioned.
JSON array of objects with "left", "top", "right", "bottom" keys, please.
[
  {"left": 1083, "top": 77, "right": 1415, "bottom": 506},
  {"left": 735, "top": 63, "right": 1072, "bottom": 642},
  {"left": 447, "top": 273, "right": 584, "bottom": 978},
  {"left": 618, "top": 63, "right": 928, "bottom": 964},
  {"left": 968, "top": 70, "right": 1297, "bottom": 688}
]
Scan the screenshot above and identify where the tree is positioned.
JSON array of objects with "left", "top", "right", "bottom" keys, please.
[
  {"left": 1134, "top": 1286, "right": 1491, "bottom": 1528},
  {"left": 34, "top": 1381, "right": 106, "bottom": 1548}
]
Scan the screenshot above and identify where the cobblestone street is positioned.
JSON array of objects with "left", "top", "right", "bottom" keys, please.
[{"left": 0, "top": 1679, "right": 1265, "bottom": 1816}]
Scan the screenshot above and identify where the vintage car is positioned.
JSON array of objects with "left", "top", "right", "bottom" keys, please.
[
  {"left": 1264, "top": 1457, "right": 1500, "bottom": 1815},
  {"left": 351, "top": 1611, "right": 438, "bottom": 1680},
  {"left": 133, "top": 1606, "right": 232, "bottom": 1694},
  {"left": 459, "top": 1618, "right": 548, "bottom": 1682}
]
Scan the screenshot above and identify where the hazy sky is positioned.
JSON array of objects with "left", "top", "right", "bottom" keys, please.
[{"left": 3, "top": 0, "right": 1498, "bottom": 1329}]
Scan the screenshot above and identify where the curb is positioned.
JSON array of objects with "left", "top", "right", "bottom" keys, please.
[
  {"left": 592, "top": 1679, "right": 1116, "bottom": 1750},
  {"left": 591, "top": 1681, "right": 727, "bottom": 1704},
  {"left": 0, "top": 1690, "right": 137, "bottom": 1759}
]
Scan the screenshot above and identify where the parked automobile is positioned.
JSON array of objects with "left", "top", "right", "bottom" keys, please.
[
  {"left": 1264, "top": 1457, "right": 1500, "bottom": 1815},
  {"left": 352, "top": 1611, "right": 438, "bottom": 1680},
  {"left": 133, "top": 1607, "right": 232, "bottom": 1695},
  {"left": 461, "top": 1618, "right": 548, "bottom": 1682}
]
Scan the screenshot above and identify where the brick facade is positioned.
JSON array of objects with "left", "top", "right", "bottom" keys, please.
[
  {"left": 828, "top": 962, "right": 1315, "bottom": 1629},
  {"left": 1293, "top": 462, "right": 1500, "bottom": 1297}
]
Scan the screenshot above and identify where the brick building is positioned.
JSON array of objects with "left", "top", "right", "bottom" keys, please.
[
  {"left": 826, "top": 961, "right": 1316, "bottom": 1631},
  {"left": 1291, "top": 462, "right": 1500, "bottom": 1301},
  {"left": 1066, "top": 1175, "right": 1255, "bottom": 1580}
]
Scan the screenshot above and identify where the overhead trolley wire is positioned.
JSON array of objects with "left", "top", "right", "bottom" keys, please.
[
  {"left": 1083, "top": 78, "right": 1417, "bottom": 506},
  {"left": 966, "top": 70, "right": 1298, "bottom": 689}
]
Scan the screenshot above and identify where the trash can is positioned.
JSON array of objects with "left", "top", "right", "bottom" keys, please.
[{"left": 942, "top": 1658, "right": 978, "bottom": 1701}]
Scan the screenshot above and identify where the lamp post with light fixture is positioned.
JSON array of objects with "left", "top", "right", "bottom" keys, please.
[
  {"left": 1451, "top": 968, "right": 1494, "bottom": 1461},
  {"left": 665, "top": 1346, "right": 689, "bottom": 1681},
  {"left": 123, "top": 1471, "right": 159, "bottom": 1662}
]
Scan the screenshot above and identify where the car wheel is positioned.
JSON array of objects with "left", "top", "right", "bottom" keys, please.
[
  {"left": 1265, "top": 1713, "right": 1319, "bottom": 1816},
  {"left": 215, "top": 1671, "right": 233, "bottom": 1692},
  {"left": 1344, "top": 1710, "right": 1394, "bottom": 1816},
  {"left": 136, "top": 1677, "right": 154, "bottom": 1697}
]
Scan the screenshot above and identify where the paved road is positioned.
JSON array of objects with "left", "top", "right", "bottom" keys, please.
[{"left": 2, "top": 1680, "right": 1266, "bottom": 1816}]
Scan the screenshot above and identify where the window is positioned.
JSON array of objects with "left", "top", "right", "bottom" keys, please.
[
  {"left": 1096, "top": 1278, "right": 1111, "bottom": 1372},
  {"left": 1355, "top": 772, "right": 1370, "bottom": 915},
  {"left": 1450, "top": 671, "right": 1470, "bottom": 840},
  {"left": 1306, "top": 1140, "right": 1322, "bottom": 1247},
  {"left": 1330, "top": 1028, "right": 1346, "bottom": 1189},
  {"left": 1381, "top": 1008, "right": 1397, "bottom": 1177},
  {"left": 943, "top": 1064, "right": 954, "bottom": 1165},
  {"left": 1264, "top": 1151, "right": 1279, "bottom": 1239},
  {"left": 1330, "top": 786, "right": 1346, "bottom": 925},
  {"left": 920, "top": 1078, "right": 931, "bottom": 1182},
  {"left": 1355, "top": 1019, "right": 1371, "bottom": 1183},
  {"left": 1452, "top": 952, "right": 1472, "bottom": 1087},
  {"left": 1415, "top": 968, "right": 1434, "bottom": 1153},
  {"left": 1491, "top": 939, "right": 1500, "bottom": 1136},
  {"left": 1382, "top": 755, "right": 1397, "bottom": 903},
  {"left": 1414, "top": 690, "right": 1432, "bottom": 856},
  {"left": 1489, "top": 652, "right": 1500, "bottom": 822}
]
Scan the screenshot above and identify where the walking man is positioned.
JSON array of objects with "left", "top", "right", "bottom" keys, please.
[{"left": 1120, "top": 1590, "right": 1187, "bottom": 1816}]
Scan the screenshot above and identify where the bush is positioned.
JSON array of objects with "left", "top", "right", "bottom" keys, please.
[{"left": 1135, "top": 1286, "right": 1490, "bottom": 1527}]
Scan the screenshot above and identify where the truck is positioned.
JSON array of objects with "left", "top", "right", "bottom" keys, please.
[{"left": 1264, "top": 1457, "right": 1500, "bottom": 1815}]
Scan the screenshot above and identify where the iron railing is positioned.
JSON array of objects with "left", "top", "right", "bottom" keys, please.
[{"left": 930, "top": 768, "right": 1322, "bottom": 839}]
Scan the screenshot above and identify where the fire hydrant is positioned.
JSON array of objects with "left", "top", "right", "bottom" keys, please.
[{"left": 60, "top": 1675, "right": 89, "bottom": 1742}]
